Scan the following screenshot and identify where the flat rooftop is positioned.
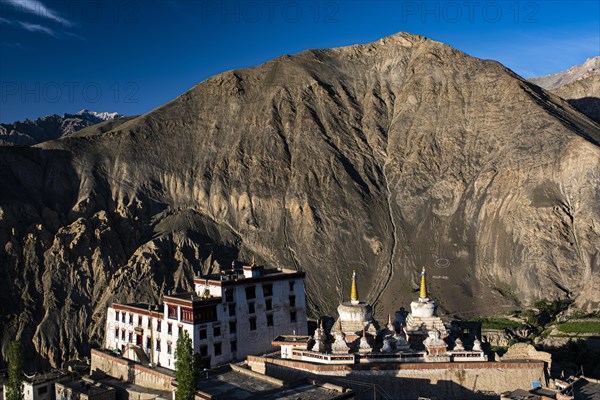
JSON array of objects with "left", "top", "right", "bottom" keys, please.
[
  {"left": 272, "top": 335, "right": 312, "bottom": 344},
  {"left": 196, "top": 266, "right": 304, "bottom": 283},
  {"left": 197, "top": 366, "right": 350, "bottom": 400},
  {"left": 57, "top": 379, "right": 114, "bottom": 395},
  {"left": 23, "top": 370, "right": 69, "bottom": 385},
  {"left": 574, "top": 378, "right": 600, "bottom": 399}
]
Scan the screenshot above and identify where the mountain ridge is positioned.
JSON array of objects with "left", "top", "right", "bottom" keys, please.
[
  {"left": 0, "top": 109, "right": 124, "bottom": 146},
  {"left": 1, "top": 32, "right": 599, "bottom": 369}
]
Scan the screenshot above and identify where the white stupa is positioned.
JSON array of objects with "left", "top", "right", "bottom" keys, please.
[
  {"left": 404, "top": 267, "right": 448, "bottom": 344},
  {"left": 333, "top": 270, "right": 379, "bottom": 347}
]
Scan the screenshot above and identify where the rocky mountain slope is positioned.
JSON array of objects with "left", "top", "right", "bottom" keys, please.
[
  {"left": 1, "top": 32, "right": 599, "bottom": 369},
  {"left": 549, "top": 74, "right": 600, "bottom": 124},
  {"left": 0, "top": 109, "right": 124, "bottom": 146},
  {"left": 529, "top": 57, "right": 600, "bottom": 123},
  {"left": 529, "top": 56, "right": 600, "bottom": 90}
]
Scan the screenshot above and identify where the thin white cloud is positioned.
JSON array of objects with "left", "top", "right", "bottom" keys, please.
[
  {"left": 2, "top": 0, "right": 72, "bottom": 27},
  {"left": 0, "top": 16, "right": 13, "bottom": 24},
  {"left": 19, "top": 21, "right": 56, "bottom": 36}
]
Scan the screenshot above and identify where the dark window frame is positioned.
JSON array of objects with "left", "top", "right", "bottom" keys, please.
[{"left": 245, "top": 285, "right": 256, "bottom": 300}]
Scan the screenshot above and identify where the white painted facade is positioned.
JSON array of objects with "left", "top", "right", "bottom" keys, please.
[
  {"left": 2, "top": 372, "right": 66, "bottom": 400},
  {"left": 104, "top": 265, "right": 307, "bottom": 369}
]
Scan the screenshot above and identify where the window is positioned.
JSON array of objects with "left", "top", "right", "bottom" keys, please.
[
  {"left": 156, "top": 340, "right": 161, "bottom": 352},
  {"left": 128, "top": 332, "right": 132, "bottom": 343},
  {"left": 121, "top": 330, "right": 125, "bottom": 340},
  {"left": 117, "top": 311, "right": 121, "bottom": 322},
  {"left": 228, "top": 304, "right": 236, "bottom": 316},
  {"left": 37, "top": 386, "right": 48, "bottom": 395},
  {"left": 168, "top": 305, "right": 177, "bottom": 320},
  {"left": 249, "top": 318, "right": 257, "bottom": 331},
  {"left": 290, "top": 311, "right": 297, "bottom": 323},
  {"left": 146, "top": 337, "right": 150, "bottom": 348},
  {"left": 115, "top": 327, "right": 119, "bottom": 338},
  {"left": 200, "top": 345, "right": 208, "bottom": 357},
  {"left": 229, "top": 321, "right": 236, "bottom": 334},
  {"left": 200, "top": 329, "right": 207, "bottom": 340},
  {"left": 267, "top": 314, "right": 273, "bottom": 327},
  {"left": 263, "top": 284, "right": 273, "bottom": 297},
  {"left": 157, "top": 320, "right": 162, "bottom": 332},
  {"left": 248, "top": 302, "right": 255, "bottom": 314},
  {"left": 195, "top": 306, "right": 217, "bottom": 323},
  {"left": 167, "top": 343, "right": 172, "bottom": 354},
  {"left": 146, "top": 318, "right": 150, "bottom": 328},
  {"left": 214, "top": 343, "right": 222, "bottom": 356},
  {"left": 168, "top": 323, "right": 172, "bottom": 335},
  {"left": 181, "top": 307, "right": 194, "bottom": 323},
  {"left": 214, "top": 326, "right": 221, "bottom": 337},
  {"left": 266, "top": 299, "right": 272, "bottom": 311},
  {"left": 289, "top": 295, "right": 296, "bottom": 308},
  {"left": 225, "top": 289, "right": 234, "bottom": 302},
  {"left": 289, "top": 281, "right": 295, "bottom": 292},
  {"left": 230, "top": 340, "right": 237, "bottom": 352},
  {"left": 245, "top": 286, "right": 256, "bottom": 300}
]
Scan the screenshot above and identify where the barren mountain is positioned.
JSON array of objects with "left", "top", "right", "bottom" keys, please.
[
  {"left": 529, "top": 57, "right": 600, "bottom": 123},
  {"left": 549, "top": 74, "right": 600, "bottom": 124},
  {"left": 1, "top": 32, "right": 599, "bottom": 369},
  {"left": 529, "top": 56, "right": 600, "bottom": 90},
  {"left": 0, "top": 109, "right": 125, "bottom": 146}
]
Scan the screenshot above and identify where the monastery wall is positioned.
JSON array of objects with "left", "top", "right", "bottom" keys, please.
[
  {"left": 247, "top": 356, "right": 546, "bottom": 400},
  {"left": 90, "top": 349, "right": 173, "bottom": 392}
]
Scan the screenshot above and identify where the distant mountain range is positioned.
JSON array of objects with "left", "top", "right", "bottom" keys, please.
[
  {"left": 0, "top": 109, "right": 124, "bottom": 146},
  {"left": 529, "top": 56, "right": 600, "bottom": 123}
]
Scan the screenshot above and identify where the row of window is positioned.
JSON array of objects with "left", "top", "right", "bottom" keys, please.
[
  {"left": 226, "top": 281, "right": 296, "bottom": 302},
  {"left": 198, "top": 341, "right": 237, "bottom": 356},
  {"left": 117, "top": 311, "right": 149, "bottom": 326},
  {"left": 247, "top": 311, "right": 296, "bottom": 330},
  {"left": 228, "top": 295, "right": 295, "bottom": 317},
  {"left": 120, "top": 337, "right": 237, "bottom": 357}
]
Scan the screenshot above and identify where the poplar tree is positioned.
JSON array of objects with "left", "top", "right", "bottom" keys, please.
[
  {"left": 174, "top": 330, "right": 197, "bottom": 400},
  {"left": 6, "top": 340, "right": 23, "bottom": 400}
]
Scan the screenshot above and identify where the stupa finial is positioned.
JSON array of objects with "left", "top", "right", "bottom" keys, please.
[
  {"left": 420, "top": 266, "right": 427, "bottom": 299},
  {"left": 350, "top": 269, "right": 359, "bottom": 305}
]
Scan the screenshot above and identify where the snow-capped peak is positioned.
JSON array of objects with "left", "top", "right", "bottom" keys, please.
[{"left": 76, "top": 109, "right": 121, "bottom": 121}]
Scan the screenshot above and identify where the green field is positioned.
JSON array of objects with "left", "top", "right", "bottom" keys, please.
[
  {"left": 478, "top": 317, "right": 523, "bottom": 330},
  {"left": 556, "top": 321, "right": 600, "bottom": 334}
]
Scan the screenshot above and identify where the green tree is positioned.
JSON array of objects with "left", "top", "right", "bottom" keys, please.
[
  {"left": 6, "top": 340, "right": 23, "bottom": 400},
  {"left": 174, "top": 330, "right": 197, "bottom": 400}
]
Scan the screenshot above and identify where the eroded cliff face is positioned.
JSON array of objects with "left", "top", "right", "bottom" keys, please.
[{"left": 1, "top": 33, "right": 599, "bottom": 369}]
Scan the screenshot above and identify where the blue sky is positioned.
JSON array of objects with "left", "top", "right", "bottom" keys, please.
[{"left": 0, "top": 0, "right": 598, "bottom": 123}]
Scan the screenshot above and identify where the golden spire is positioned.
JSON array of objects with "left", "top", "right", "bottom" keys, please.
[
  {"left": 419, "top": 266, "right": 427, "bottom": 299},
  {"left": 350, "top": 270, "right": 359, "bottom": 304}
]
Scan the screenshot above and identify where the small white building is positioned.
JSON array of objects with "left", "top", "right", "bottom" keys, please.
[
  {"left": 104, "top": 262, "right": 308, "bottom": 369},
  {"left": 2, "top": 371, "right": 68, "bottom": 400}
]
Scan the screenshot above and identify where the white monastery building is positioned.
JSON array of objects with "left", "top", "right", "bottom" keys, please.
[{"left": 103, "top": 260, "right": 308, "bottom": 369}]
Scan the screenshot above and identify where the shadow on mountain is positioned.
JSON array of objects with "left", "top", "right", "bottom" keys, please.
[{"left": 568, "top": 97, "right": 600, "bottom": 124}]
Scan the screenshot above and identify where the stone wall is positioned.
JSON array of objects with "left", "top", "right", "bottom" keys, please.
[
  {"left": 90, "top": 349, "right": 173, "bottom": 392},
  {"left": 247, "top": 356, "right": 547, "bottom": 400}
]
